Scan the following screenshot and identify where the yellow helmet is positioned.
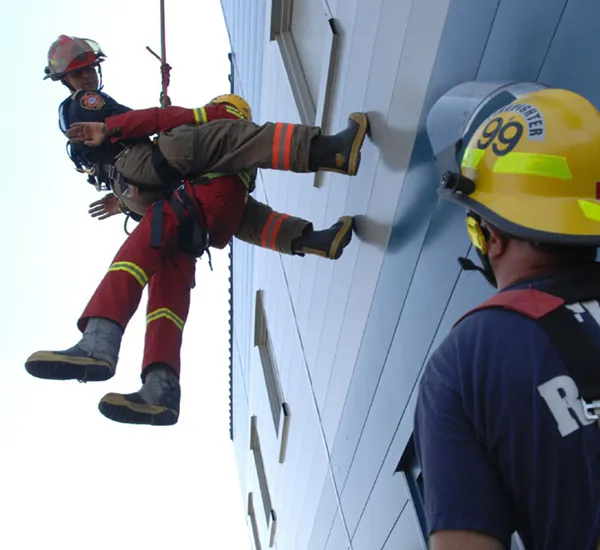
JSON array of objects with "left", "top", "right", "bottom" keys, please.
[
  {"left": 439, "top": 88, "right": 600, "bottom": 247},
  {"left": 210, "top": 93, "right": 252, "bottom": 121}
]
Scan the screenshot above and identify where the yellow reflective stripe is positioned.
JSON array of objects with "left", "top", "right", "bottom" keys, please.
[
  {"left": 225, "top": 105, "right": 245, "bottom": 119},
  {"left": 202, "top": 171, "right": 228, "bottom": 179},
  {"left": 238, "top": 170, "right": 250, "bottom": 190},
  {"left": 493, "top": 152, "right": 572, "bottom": 180},
  {"left": 108, "top": 262, "right": 148, "bottom": 287},
  {"left": 192, "top": 107, "right": 208, "bottom": 125},
  {"left": 146, "top": 308, "right": 185, "bottom": 331},
  {"left": 461, "top": 147, "right": 485, "bottom": 170},
  {"left": 193, "top": 107, "right": 208, "bottom": 125},
  {"left": 579, "top": 200, "right": 600, "bottom": 222},
  {"left": 198, "top": 169, "right": 252, "bottom": 190}
]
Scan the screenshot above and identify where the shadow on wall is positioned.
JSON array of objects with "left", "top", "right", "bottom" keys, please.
[
  {"left": 353, "top": 118, "right": 445, "bottom": 253},
  {"left": 367, "top": 110, "right": 417, "bottom": 173}
]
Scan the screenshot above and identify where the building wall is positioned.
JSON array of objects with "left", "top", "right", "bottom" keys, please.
[{"left": 223, "top": 1, "right": 600, "bottom": 549}]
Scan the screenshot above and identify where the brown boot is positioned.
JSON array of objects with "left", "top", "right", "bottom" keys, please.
[
  {"left": 292, "top": 216, "right": 354, "bottom": 259},
  {"left": 308, "top": 113, "right": 369, "bottom": 176}
]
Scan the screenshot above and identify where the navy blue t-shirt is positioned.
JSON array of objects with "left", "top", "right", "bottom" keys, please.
[
  {"left": 58, "top": 89, "right": 136, "bottom": 173},
  {"left": 414, "top": 263, "right": 600, "bottom": 549}
]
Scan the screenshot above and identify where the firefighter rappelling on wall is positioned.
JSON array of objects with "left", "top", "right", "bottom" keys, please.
[{"left": 25, "top": 2, "right": 371, "bottom": 426}]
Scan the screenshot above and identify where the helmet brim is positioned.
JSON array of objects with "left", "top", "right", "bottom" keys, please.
[
  {"left": 43, "top": 58, "right": 104, "bottom": 81},
  {"left": 440, "top": 186, "right": 600, "bottom": 246}
]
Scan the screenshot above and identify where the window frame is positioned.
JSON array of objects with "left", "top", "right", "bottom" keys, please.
[
  {"left": 254, "top": 290, "right": 285, "bottom": 432},
  {"left": 248, "top": 492, "right": 263, "bottom": 550},
  {"left": 254, "top": 290, "right": 291, "bottom": 463},
  {"left": 250, "top": 415, "right": 274, "bottom": 525},
  {"left": 396, "top": 436, "right": 427, "bottom": 540},
  {"left": 270, "top": 0, "right": 339, "bottom": 188}
]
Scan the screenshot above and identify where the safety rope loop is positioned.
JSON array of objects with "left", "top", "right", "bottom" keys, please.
[
  {"left": 160, "top": 62, "right": 172, "bottom": 107},
  {"left": 161, "top": 62, "right": 171, "bottom": 87}
]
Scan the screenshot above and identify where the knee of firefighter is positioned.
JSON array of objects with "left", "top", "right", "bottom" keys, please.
[
  {"left": 120, "top": 189, "right": 163, "bottom": 217},
  {"left": 157, "top": 125, "right": 196, "bottom": 175},
  {"left": 114, "top": 143, "right": 165, "bottom": 187}
]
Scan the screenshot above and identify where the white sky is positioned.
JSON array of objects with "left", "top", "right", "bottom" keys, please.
[{"left": 0, "top": 1, "right": 252, "bottom": 548}]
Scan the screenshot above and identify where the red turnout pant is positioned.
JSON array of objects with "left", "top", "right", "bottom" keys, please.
[{"left": 79, "top": 176, "right": 247, "bottom": 376}]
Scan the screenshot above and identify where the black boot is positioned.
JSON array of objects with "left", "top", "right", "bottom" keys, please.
[
  {"left": 292, "top": 216, "right": 354, "bottom": 259},
  {"left": 98, "top": 363, "right": 181, "bottom": 426},
  {"left": 309, "top": 113, "right": 369, "bottom": 176},
  {"left": 24, "top": 317, "right": 122, "bottom": 382}
]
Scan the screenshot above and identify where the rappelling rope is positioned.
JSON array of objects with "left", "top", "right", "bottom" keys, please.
[
  {"left": 121, "top": 0, "right": 171, "bottom": 236},
  {"left": 146, "top": 0, "right": 171, "bottom": 108}
]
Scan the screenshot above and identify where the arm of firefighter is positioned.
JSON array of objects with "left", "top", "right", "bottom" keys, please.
[
  {"left": 103, "top": 103, "right": 245, "bottom": 141},
  {"left": 429, "top": 531, "right": 506, "bottom": 550},
  {"left": 413, "top": 326, "right": 514, "bottom": 550}
]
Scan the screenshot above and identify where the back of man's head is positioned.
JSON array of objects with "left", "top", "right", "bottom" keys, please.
[{"left": 438, "top": 87, "right": 600, "bottom": 289}]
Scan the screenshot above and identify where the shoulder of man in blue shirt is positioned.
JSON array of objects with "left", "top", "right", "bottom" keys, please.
[{"left": 415, "top": 263, "right": 600, "bottom": 549}]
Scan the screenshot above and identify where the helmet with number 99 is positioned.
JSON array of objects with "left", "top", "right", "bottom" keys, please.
[
  {"left": 440, "top": 88, "right": 600, "bottom": 249},
  {"left": 44, "top": 35, "right": 106, "bottom": 81}
]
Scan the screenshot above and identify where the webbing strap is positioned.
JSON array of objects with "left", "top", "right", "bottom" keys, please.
[
  {"left": 536, "top": 305, "right": 600, "bottom": 402},
  {"left": 169, "top": 184, "right": 212, "bottom": 267},
  {"left": 535, "top": 277, "right": 600, "bottom": 404},
  {"left": 537, "top": 274, "right": 600, "bottom": 305},
  {"left": 150, "top": 198, "right": 164, "bottom": 249},
  {"left": 151, "top": 147, "right": 184, "bottom": 184},
  {"left": 457, "top": 271, "right": 600, "bottom": 405}
]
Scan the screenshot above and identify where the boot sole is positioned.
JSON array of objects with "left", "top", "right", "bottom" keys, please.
[
  {"left": 347, "top": 113, "right": 369, "bottom": 176},
  {"left": 25, "top": 351, "right": 114, "bottom": 382},
  {"left": 329, "top": 216, "right": 354, "bottom": 259},
  {"left": 98, "top": 393, "right": 179, "bottom": 426}
]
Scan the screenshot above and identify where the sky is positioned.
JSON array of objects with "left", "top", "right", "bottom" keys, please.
[{"left": 0, "top": 1, "right": 252, "bottom": 548}]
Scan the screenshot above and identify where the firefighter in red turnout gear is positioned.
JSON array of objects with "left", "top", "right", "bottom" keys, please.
[{"left": 26, "top": 36, "right": 368, "bottom": 426}]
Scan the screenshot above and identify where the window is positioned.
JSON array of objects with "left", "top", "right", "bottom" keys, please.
[
  {"left": 270, "top": 0, "right": 339, "bottom": 131},
  {"left": 254, "top": 290, "right": 285, "bottom": 431},
  {"left": 250, "top": 415, "right": 274, "bottom": 524},
  {"left": 250, "top": 416, "right": 279, "bottom": 547},
  {"left": 254, "top": 291, "right": 291, "bottom": 464}
]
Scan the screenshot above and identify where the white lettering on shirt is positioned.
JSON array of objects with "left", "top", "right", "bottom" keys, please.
[{"left": 538, "top": 375, "right": 595, "bottom": 436}]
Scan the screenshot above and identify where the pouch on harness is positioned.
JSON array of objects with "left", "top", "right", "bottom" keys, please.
[
  {"left": 455, "top": 277, "right": 600, "bottom": 425},
  {"left": 145, "top": 147, "right": 257, "bottom": 264}
]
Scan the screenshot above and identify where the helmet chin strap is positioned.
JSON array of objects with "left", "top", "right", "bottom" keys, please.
[
  {"left": 457, "top": 251, "right": 498, "bottom": 288},
  {"left": 458, "top": 212, "right": 498, "bottom": 288},
  {"left": 97, "top": 64, "right": 104, "bottom": 91}
]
